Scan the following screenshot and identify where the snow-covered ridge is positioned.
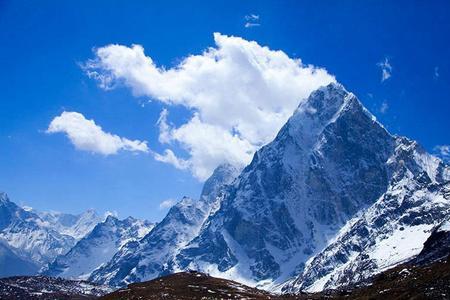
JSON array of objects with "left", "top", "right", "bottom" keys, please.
[
  {"left": 89, "top": 163, "right": 240, "bottom": 287},
  {"left": 42, "top": 215, "right": 155, "bottom": 280},
  {"left": 0, "top": 192, "right": 104, "bottom": 273},
  {"left": 32, "top": 208, "right": 102, "bottom": 240}
]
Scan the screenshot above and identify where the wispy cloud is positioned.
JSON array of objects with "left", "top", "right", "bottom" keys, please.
[
  {"left": 434, "top": 66, "right": 439, "bottom": 78},
  {"left": 159, "top": 198, "right": 176, "bottom": 210},
  {"left": 244, "top": 14, "right": 260, "bottom": 28},
  {"left": 377, "top": 57, "right": 392, "bottom": 82}
]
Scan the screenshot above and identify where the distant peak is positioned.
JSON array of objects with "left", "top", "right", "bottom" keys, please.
[
  {"left": 123, "top": 216, "right": 137, "bottom": 222},
  {"left": 104, "top": 215, "right": 119, "bottom": 224},
  {"left": 85, "top": 208, "right": 97, "bottom": 215}
]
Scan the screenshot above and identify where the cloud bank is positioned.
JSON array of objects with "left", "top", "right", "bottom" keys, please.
[
  {"left": 84, "top": 33, "right": 335, "bottom": 180},
  {"left": 47, "top": 111, "right": 149, "bottom": 155}
]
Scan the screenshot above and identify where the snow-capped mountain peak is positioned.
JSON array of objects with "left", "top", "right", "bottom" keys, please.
[
  {"left": 89, "top": 163, "right": 240, "bottom": 287},
  {"left": 0, "top": 192, "right": 105, "bottom": 276},
  {"left": 34, "top": 208, "right": 102, "bottom": 240},
  {"left": 42, "top": 215, "right": 155, "bottom": 280}
]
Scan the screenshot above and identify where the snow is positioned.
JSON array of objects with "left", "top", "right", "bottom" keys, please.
[
  {"left": 370, "top": 224, "right": 433, "bottom": 271},
  {"left": 43, "top": 216, "right": 155, "bottom": 280},
  {"left": 438, "top": 219, "right": 450, "bottom": 232}
]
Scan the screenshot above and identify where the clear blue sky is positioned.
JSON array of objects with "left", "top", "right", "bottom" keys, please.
[{"left": 1, "top": 0, "right": 449, "bottom": 222}]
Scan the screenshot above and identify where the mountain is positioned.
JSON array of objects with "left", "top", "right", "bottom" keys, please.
[
  {"left": 88, "top": 83, "right": 381, "bottom": 287},
  {"left": 413, "top": 218, "right": 450, "bottom": 266},
  {"left": 35, "top": 209, "right": 102, "bottom": 240},
  {"left": 90, "top": 83, "right": 448, "bottom": 292},
  {"left": 101, "top": 224, "right": 450, "bottom": 300},
  {"left": 43, "top": 216, "right": 155, "bottom": 280},
  {"left": 0, "top": 240, "right": 39, "bottom": 277},
  {"left": 284, "top": 138, "right": 449, "bottom": 292},
  {"left": 6, "top": 224, "right": 450, "bottom": 300},
  {"left": 0, "top": 192, "right": 104, "bottom": 272},
  {"left": 0, "top": 192, "right": 77, "bottom": 266},
  {"left": 89, "top": 163, "right": 240, "bottom": 287},
  {"left": 314, "top": 218, "right": 450, "bottom": 299},
  {"left": 99, "top": 261, "right": 450, "bottom": 300},
  {"left": 169, "top": 83, "right": 408, "bottom": 288}
]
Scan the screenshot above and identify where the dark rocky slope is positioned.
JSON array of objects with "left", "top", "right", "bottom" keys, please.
[{"left": 0, "top": 276, "right": 111, "bottom": 300}]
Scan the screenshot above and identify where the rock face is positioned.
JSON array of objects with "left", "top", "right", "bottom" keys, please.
[
  {"left": 412, "top": 218, "right": 450, "bottom": 266},
  {"left": 89, "top": 163, "right": 240, "bottom": 287},
  {"left": 284, "top": 138, "right": 449, "bottom": 292},
  {"left": 42, "top": 216, "right": 155, "bottom": 280}
]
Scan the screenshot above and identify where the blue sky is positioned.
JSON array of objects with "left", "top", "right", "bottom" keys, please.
[{"left": 0, "top": 1, "right": 449, "bottom": 221}]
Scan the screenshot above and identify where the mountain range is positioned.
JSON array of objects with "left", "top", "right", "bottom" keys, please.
[
  {"left": 1, "top": 83, "right": 448, "bottom": 295},
  {"left": 0, "top": 192, "right": 154, "bottom": 280},
  {"left": 0, "top": 192, "right": 103, "bottom": 275}
]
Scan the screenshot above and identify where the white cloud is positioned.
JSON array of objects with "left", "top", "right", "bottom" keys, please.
[
  {"left": 379, "top": 100, "right": 389, "bottom": 114},
  {"left": 434, "top": 145, "right": 450, "bottom": 161},
  {"left": 47, "top": 111, "right": 149, "bottom": 155},
  {"left": 84, "top": 33, "right": 335, "bottom": 180},
  {"left": 244, "top": 14, "right": 260, "bottom": 28},
  {"left": 159, "top": 198, "right": 176, "bottom": 210},
  {"left": 377, "top": 57, "right": 392, "bottom": 82}
]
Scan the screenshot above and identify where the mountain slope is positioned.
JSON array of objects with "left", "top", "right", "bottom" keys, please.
[
  {"left": 100, "top": 227, "right": 450, "bottom": 300},
  {"left": 35, "top": 209, "right": 102, "bottom": 240},
  {"left": 0, "top": 240, "right": 39, "bottom": 277},
  {"left": 89, "top": 163, "right": 240, "bottom": 287},
  {"left": 284, "top": 138, "right": 449, "bottom": 292},
  {"left": 99, "top": 271, "right": 274, "bottom": 300},
  {"left": 0, "top": 276, "right": 112, "bottom": 299},
  {"left": 0, "top": 193, "right": 77, "bottom": 266},
  {"left": 0, "top": 192, "right": 104, "bottom": 273},
  {"left": 43, "top": 216, "right": 155, "bottom": 280}
]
